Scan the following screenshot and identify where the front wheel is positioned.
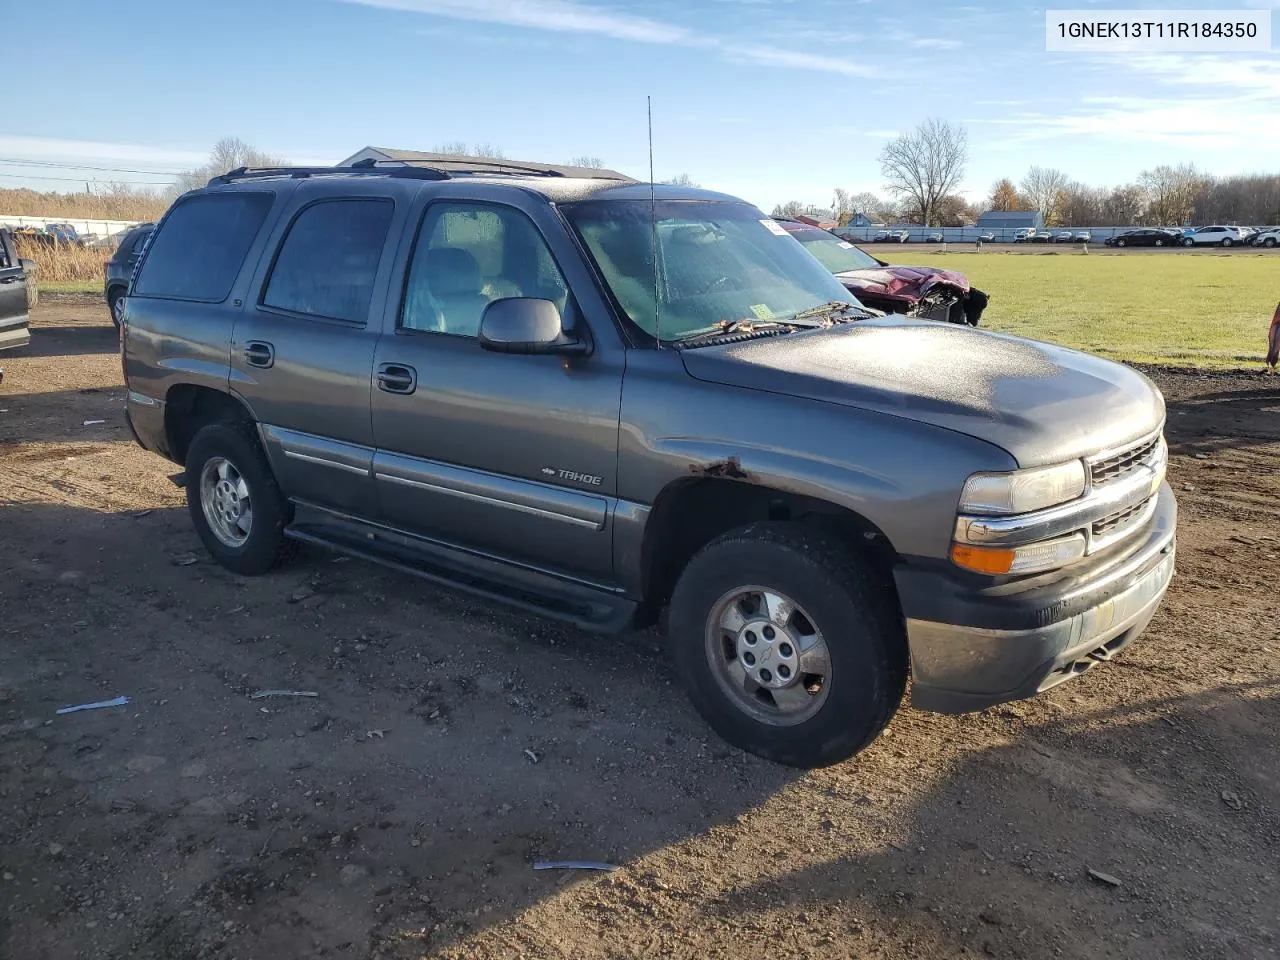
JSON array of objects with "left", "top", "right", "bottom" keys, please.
[
  {"left": 1154, "top": 239, "right": 1164, "bottom": 247},
  {"left": 1116, "top": 239, "right": 1127, "bottom": 247},
  {"left": 668, "top": 522, "right": 906, "bottom": 768},
  {"left": 1265, "top": 238, "right": 1277, "bottom": 248},
  {"left": 1182, "top": 238, "right": 1195, "bottom": 247},
  {"left": 185, "top": 422, "right": 295, "bottom": 575}
]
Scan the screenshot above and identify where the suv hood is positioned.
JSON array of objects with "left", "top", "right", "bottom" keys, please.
[
  {"left": 680, "top": 317, "right": 1164, "bottom": 466},
  {"left": 835, "top": 265, "right": 970, "bottom": 304}
]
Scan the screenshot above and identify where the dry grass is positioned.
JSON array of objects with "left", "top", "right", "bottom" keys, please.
[
  {"left": 13, "top": 236, "right": 109, "bottom": 283},
  {"left": 0, "top": 187, "right": 169, "bottom": 222}
]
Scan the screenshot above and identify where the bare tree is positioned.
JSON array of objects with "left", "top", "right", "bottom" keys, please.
[
  {"left": 1194, "top": 173, "right": 1280, "bottom": 225},
  {"left": 1020, "top": 167, "right": 1070, "bottom": 222},
  {"left": 661, "top": 173, "right": 700, "bottom": 188},
  {"left": 171, "top": 137, "right": 286, "bottom": 196},
  {"left": 432, "top": 141, "right": 507, "bottom": 159},
  {"left": 1140, "top": 164, "right": 1208, "bottom": 225},
  {"left": 567, "top": 155, "right": 606, "bottom": 169},
  {"left": 1101, "top": 184, "right": 1147, "bottom": 226},
  {"left": 1055, "top": 182, "right": 1105, "bottom": 225},
  {"left": 878, "top": 119, "right": 968, "bottom": 227},
  {"left": 833, "top": 189, "right": 887, "bottom": 225},
  {"left": 772, "top": 201, "right": 833, "bottom": 219}
]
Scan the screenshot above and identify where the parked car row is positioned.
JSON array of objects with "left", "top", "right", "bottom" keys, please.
[
  {"left": 113, "top": 159, "right": 1174, "bottom": 767},
  {"left": 1102, "top": 224, "right": 1280, "bottom": 248}
]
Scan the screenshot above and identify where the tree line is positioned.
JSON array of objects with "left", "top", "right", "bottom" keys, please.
[{"left": 772, "top": 119, "right": 1280, "bottom": 228}]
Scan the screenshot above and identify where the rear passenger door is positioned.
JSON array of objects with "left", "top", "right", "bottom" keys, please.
[{"left": 232, "top": 182, "right": 403, "bottom": 518}]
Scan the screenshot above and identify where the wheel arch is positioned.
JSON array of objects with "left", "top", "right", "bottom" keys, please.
[
  {"left": 164, "top": 384, "right": 257, "bottom": 466},
  {"left": 636, "top": 476, "right": 901, "bottom": 619}
]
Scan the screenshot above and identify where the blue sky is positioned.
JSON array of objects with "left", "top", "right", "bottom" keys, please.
[{"left": 3, "top": 0, "right": 1278, "bottom": 211}]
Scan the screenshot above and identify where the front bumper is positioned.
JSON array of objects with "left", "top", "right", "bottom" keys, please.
[{"left": 898, "top": 483, "right": 1176, "bottom": 713}]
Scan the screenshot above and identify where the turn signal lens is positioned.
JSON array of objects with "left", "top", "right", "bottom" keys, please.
[{"left": 951, "top": 533, "right": 1087, "bottom": 576}]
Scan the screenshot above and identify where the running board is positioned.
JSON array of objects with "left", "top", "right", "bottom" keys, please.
[{"left": 285, "top": 504, "right": 637, "bottom": 634}]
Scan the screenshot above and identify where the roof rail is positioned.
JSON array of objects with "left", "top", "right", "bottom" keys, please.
[
  {"left": 206, "top": 156, "right": 636, "bottom": 188},
  {"left": 353, "top": 154, "right": 635, "bottom": 181},
  {"left": 206, "top": 165, "right": 450, "bottom": 187}
]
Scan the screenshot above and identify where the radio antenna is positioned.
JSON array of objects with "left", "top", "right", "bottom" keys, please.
[{"left": 648, "top": 95, "right": 661, "bottom": 348}]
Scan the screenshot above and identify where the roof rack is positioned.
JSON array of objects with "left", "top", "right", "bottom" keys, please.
[
  {"left": 355, "top": 154, "right": 635, "bottom": 181},
  {"left": 207, "top": 165, "right": 449, "bottom": 186},
  {"left": 208, "top": 155, "right": 636, "bottom": 188}
]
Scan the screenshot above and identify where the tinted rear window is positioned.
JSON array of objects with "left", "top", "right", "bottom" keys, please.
[
  {"left": 134, "top": 193, "right": 272, "bottom": 301},
  {"left": 262, "top": 199, "right": 393, "bottom": 324}
]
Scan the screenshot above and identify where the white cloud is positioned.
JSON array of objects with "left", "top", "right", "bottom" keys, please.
[
  {"left": 720, "top": 44, "right": 877, "bottom": 77},
  {"left": 343, "top": 0, "right": 879, "bottom": 77},
  {"left": 909, "top": 36, "right": 962, "bottom": 49},
  {"left": 0, "top": 135, "right": 207, "bottom": 169},
  {"left": 343, "top": 0, "right": 689, "bottom": 43}
]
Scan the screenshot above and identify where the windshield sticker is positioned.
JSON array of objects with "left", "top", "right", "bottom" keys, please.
[
  {"left": 760, "top": 219, "right": 790, "bottom": 237},
  {"left": 836, "top": 240, "right": 854, "bottom": 248},
  {"left": 750, "top": 303, "right": 775, "bottom": 320}
]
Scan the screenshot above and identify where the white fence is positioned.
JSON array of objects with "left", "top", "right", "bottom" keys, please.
[
  {"left": 834, "top": 225, "right": 1166, "bottom": 244},
  {"left": 0, "top": 214, "right": 142, "bottom": 240}
]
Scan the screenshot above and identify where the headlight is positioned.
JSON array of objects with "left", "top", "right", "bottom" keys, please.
[{"left": 959, "top": 460, "right": 1087, "bottom": 515}]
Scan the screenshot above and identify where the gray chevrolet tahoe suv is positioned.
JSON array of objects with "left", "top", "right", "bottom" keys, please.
[{"left": 121, "top": 158, "right": 1176, "bottom": 768}]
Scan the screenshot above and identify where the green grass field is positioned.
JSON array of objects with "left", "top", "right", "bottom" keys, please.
[
  {"left": 39, "top": 279, "right": 100, "bottom": 295},
  {"left": 920, "top": 251, "right": 1278, "bottom": 369}
]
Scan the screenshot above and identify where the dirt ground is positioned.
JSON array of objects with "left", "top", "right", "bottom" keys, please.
[{"left": 1, "top": 301, "right": 1277, "bottom": 960}]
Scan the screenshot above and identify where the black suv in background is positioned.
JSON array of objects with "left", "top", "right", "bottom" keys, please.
[{"left": 104, "top": 222, "right": 154, "bottom": 326}]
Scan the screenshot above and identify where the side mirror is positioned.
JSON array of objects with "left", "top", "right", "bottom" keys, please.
[{"left": 478, "top": 298, "right": 587, "bottom": 355}]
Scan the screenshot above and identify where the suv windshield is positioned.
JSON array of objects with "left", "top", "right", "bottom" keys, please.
[
  {"left": 777, "top": 222, "right": 881, "bottom": 273},
  {"left": 563, "top": 200, "right": 862, "bottom": 343}
]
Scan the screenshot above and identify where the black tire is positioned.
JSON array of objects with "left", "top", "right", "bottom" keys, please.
[
  {"left": 1116, "top": 238, "right": 1126, "bottom": 247},
  {"left": 1222, "top": 238, "right": 1233, "bottom": 247},
  {"left": 108, "top": 286, "right": 126, "bottom": 328},
  {"left": 668, "top": 522, "right": 906, "bottom": 768},
  {"left": 1154, "top": 239, "right": 1164, "bottom": 247},
  {"left": 1265, "top": 238, "right": 1277, "bottom": 248},
  {"left": 184, "top": 421, "right": 295, "bottom": 575},
  {"left": 1182, "top": 238, "right": 1194, "bottom": 247}
]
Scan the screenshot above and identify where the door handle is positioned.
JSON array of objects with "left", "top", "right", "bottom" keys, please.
[
  {"left": 376, "top": 363, "right": 417, "bottom": 395},
  {"left": 244, "top": 340, "right": 275, "bottom": 368}
]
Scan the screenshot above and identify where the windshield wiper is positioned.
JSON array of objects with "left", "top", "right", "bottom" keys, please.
[
  {"left": 672, "top": 319, "right": 807, "bottom": 348},
  {"left": 787, "top": 300, "right": 871, "bottom": 324}
]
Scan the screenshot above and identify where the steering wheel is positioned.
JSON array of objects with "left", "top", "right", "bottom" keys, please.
[{"left": 698, "top": 274, "right": 736, "bottom": 296}]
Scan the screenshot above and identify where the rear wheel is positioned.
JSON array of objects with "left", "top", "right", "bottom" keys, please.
[
  {"left": 668, "top": 522, "right": 906, "bottom": 768},
  {"left": 185, "top": 422, "right": 295, "bottom": 575},
  {"left": 1154, "top": 239, "right": 1164, "bottom": 247},
  {"left": 1222, "top": 238, "right": 1234, "bottom": 247},
  {"left": 108, "top": 287, "right": 126, "bottom": 327}
]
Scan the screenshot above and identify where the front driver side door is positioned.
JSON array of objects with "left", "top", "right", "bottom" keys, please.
[{"left": 370, "top": 196, "right": 623, "bottom": 581}]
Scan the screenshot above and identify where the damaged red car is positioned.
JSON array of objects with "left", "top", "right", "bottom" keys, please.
[{"left": 774, "top": 217, "right": 989, "bottom": 326}]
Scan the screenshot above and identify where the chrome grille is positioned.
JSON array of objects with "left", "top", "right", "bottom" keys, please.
[
  {"left": 1090, "top": 434, "right": 1161, "bottom": 486},
  {"left": 1091, "top": 494, "right": 1157, "bottom": 549}
]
